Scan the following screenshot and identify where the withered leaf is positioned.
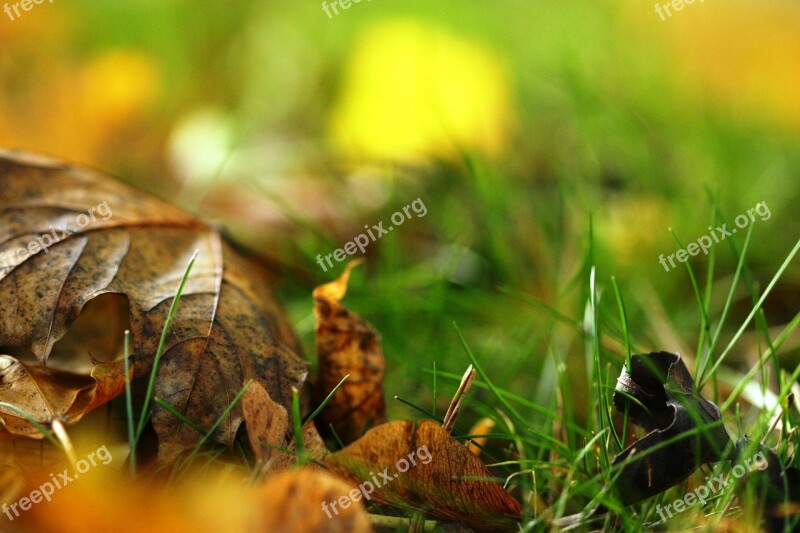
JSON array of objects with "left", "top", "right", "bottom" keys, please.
[
  {"left": 243, "top": 381, "right": 291, "bottom": 464},
  {"left": 313, "top": 261, "right": 386, "bottom": 444},
  {"left": 297, "top": 419, "right": 331, "bottom": 466},
  {"left": 0, "top": 355, "right": 130, "bottom": 439},
  {"left": 610, "top": 352, "right": 733, "bottom": 505},
  {"left": 259, "top": 468, "right": 373, "bottom": 533},
  {"left": 244, "top": 379, "right": 329, "bottom": 470},
  {"left": 326, "top": 419, "right": 522, "bottom": 531},
  {"left": 0, "top": 151, "right": 309, "bottom": 462}
]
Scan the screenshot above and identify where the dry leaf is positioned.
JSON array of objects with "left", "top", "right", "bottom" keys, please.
[
  {"left": 611, "top": 352, "right": 733, "bottom": 504},
  {"left": 313, "top": 261, "right": 386, "bottom": 444},
  {"left": 0, "top": 355, "right": 130, "bottom": 439},
  {"left": 24, "top": 467, "right": 260, "bottom": 533},
  {"left": 243, "top": 381, "right": 290, "bottom": 464},
  {"left": 260, "top": 468, "right": 372, "bottom": 533},
  {"left": 0, "top": 150, "right": 309, "bottom": 462},
  {"left": 297, "top": 419, "right": 330, "bottom": 466},
  {"left": 243, "top": 382, "right": 330, "bottom": 469},
  {"left": 326, "top": 419, "right": 522, "bottom": 531}
]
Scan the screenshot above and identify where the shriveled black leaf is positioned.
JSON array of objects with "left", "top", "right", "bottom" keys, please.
[{"left": 610, "top": 352, "right": 733, "bottom": 505}]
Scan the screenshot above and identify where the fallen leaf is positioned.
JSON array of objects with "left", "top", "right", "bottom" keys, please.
[
  {"left": 243, "top": 381, "right": 290, "bottom": 465},
  {"left": 297, "top": 420, "right": 331, "bottom": 466},
  {"left": 326, "top": 419, "right": 522, "bottom": 531},
  {"left": 610, "top": 352, "right": 733, "bottom": 505},
  {"left": 0, "top": 150, "right": 309, "bottom": 462},
  {"left": 260, "top": 468, "right": 373, "bottom": 533},
  {"left": 0, "top": 355, "right": 130, "bottom": 439},
  {"left": 25, "top": 466, "right": 260, "bottom": 533},
  {"left": 243, "top": 382, "right": 330, "bottom": 470},
  {"left": 313, "top": 261, "right": 386, "bottom": 444}
]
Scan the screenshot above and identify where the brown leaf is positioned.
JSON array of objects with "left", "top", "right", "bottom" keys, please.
[
  {"left": 243, "top": 381, "right": 291, "bottom": 464},
  {"left": 25, "top": 466, "right": 262, "bottom": 533},
  {"left": 259, "top": 468, "right": 373, "bottom": 533},
  {"left": 0, "top": 355, "right": 130, "bottom": 439},
  {"left": 243, "top": 382, "right": 330, "bottom": 470},
  {"left": 0, "top": 150, "right": 309, "bottom": 462},
  {"left": 298, "top": 419, "right": 331, "bottom": 466},
  {"left": 313, "top": 261, "right": 386, "bottom": 444},
  {"left": 326, "top": 419, "right": 522, "bottom": 531}
]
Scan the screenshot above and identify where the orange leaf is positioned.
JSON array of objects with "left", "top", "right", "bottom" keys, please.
[
  {"left": 0, "top": 355, "right": 131, "bottom": 439},
  {"left": 326, "top": 419, "right": 522, "bottom": 531}
]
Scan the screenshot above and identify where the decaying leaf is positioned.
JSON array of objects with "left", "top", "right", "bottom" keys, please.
[
  {"left": 297, "top": 419, "right": 331, "bottom": 466},
  {"left": 0, "top": 151, "right": 309, "bottom": 462},
  {"left": 610, "top": 352, "right": 733, "bottom": 505},
  {"left": 243, "top": 381, "right": 291, "bottom": 465},
  {"left": 260, "top": 468, "right": 373, "bottom": 533},
  {"left": 243, "top": 381, "right": 330, "bottom": 469},
  {"left": 313, "top": 261, "right": 386, "bottom": 444},
  {"left": 25, "top": 467, "right": 262, "bottom": 533},
  {"left": 0, "top": 355, "right": 131, "bottom": 439},
  {"left": 326, "top": 419, "right": 522, "bottom": 531}
]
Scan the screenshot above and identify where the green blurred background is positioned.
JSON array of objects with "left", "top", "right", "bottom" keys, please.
[{"left": 2, "top": 0, "right": 799, "bottom": 422}]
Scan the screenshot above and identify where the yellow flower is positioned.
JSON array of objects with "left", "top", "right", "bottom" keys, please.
[{"left": 329, "top": 20, "right": 512, "bottom": 163}]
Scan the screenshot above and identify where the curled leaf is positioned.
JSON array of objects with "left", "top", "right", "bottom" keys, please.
[
  {"left": 0, "top": 355, "right": 132, "bottom": 439},
  {"left": 610, "top": 352, "right": 733, "bottom": 505}
]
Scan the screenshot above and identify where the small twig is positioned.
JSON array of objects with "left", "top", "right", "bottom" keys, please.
[{"left": 442, "top": 365, "right": 476, "bottom": 433}]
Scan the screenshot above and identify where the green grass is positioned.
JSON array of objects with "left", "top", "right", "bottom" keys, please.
[
  {"left": 103, "top": 158, "right": 799, "bottom": 530},
  {"left": 266, "top": 157, "right": 800, "bottom": 530}
]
